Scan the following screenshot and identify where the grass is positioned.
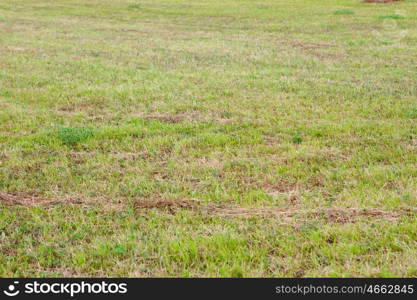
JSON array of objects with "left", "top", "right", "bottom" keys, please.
[
  {"left": 128, "top": 4, "right": 141, "bottom": 9},
  {"left": 334, "top": 9, "right": 355, "bottom": 15},
  {"left": 55, "top": 127, "right": 94, "bottom": 146},
  {"left": 0, "top": 0, "right": 416, "bottom": 277},
  {"left": 379, "top": 14, "right": 405, "bottom": 19}
]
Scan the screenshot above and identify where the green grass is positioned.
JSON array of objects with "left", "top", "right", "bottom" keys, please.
[
  {"left": 379, "top": 14, "right": 405, "bottom": 19},
  {"left": 55, "top": 127, "right": 94, "bottom": 146},
  {"left": 127, "top": 4, "right": 141, "bottom": 9},
  {"left": 0, "top": 0, "right": 416, "bottom": 277},
  {"left": 334, "top": 9, "right": 355, "bottom": 15}
]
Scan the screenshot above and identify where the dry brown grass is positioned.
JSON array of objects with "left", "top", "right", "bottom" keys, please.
[{"left": 132, "top": 196, "right": 416, "bottom": 224}]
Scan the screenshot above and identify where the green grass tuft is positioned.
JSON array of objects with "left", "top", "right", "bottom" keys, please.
[
  {"left": 292, "top": 135, "right": 303, "bottom": 144},
  {"left": 379, "top": 14, "right": 404, "bottom": 20},
  {"left": 128, "top": 4, "right": 140, "bottom": 9},
  {"left": 333, "top": 9, "right": 355, "bottom": 15},
  {"left": 56, "top": 127, "right": 94, "bottom": 146}
]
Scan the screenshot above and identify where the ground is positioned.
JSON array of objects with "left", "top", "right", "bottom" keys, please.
[{"left": 0, "top": 0, "right": 416, "bottom": 277}]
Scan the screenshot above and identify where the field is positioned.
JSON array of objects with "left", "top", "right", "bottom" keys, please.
[{"left": 0, "top": 0, "right": 416, "bottom": 277}]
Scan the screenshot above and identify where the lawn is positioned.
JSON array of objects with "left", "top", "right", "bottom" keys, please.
[{"left": 0, "top": 0, "right": 416, "bottom": 277}]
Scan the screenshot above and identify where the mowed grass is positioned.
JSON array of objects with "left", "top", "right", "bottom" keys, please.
[{"left": 0, "top": 0, "right": 416, "bottom": 277}]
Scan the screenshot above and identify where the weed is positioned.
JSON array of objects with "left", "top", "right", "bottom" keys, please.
[{"left": 292, "top": 135, "right": 303, "bottom": 144}]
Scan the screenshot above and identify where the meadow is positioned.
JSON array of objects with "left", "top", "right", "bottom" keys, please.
[{"left": 0, "top": 0, "right": 416, "bottom": 277}]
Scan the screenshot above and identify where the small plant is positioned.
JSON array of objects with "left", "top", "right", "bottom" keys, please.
[
  {"left": 128, "top": 4, "right": 140, "bottom": 9},
  {"left": 56, "top": 127, "right": 93, "bottom": 146},
  {"left": 333, "top": 9, "right": 355, "bottom": 15},
  {"left": 292, "top": 135, "right": 303, "bottom": 144},
  {"left": 402, "top": 194, "right": 411, "bottom": 201}
]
